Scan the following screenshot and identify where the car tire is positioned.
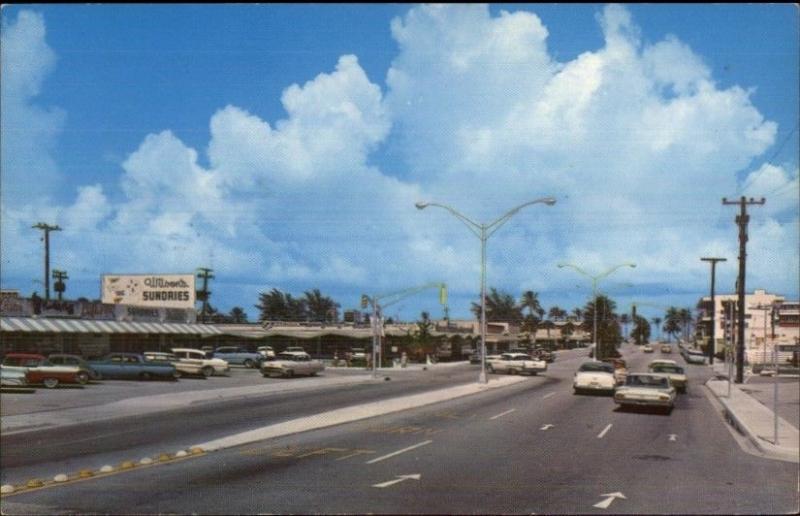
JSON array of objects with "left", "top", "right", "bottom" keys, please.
[
  {"left": 573, "top": 387, "right": 581, "bottom": 395},
  {"left": 139, "top": 372, "right": 152, "bottom": 381},
  {"left": 201, "top": 366, "right": 214, "bottom": 378},
  {"left": 508, "top": 368, "right": 517, "bottom": 375},
  {"left": 530, "top": 371, "right": 538, "bottom": 376},
  {"left": 76, "top": 372, "right": 90, "bottom": 385},
  {"left": 310, "top": 371, "right": 317, "bottom": 376},
  {"left": 284, "top": 370, "right": 294, "bottom": 378},
  {"left": 244, "top": 359, "right": 255, "bottom": 369},
  {"left": 43, "top": 377, "right": 59, "bottom": 389}
]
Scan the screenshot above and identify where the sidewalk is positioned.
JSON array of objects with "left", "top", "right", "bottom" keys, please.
[{"left": 706, "top": 363, "right": 799, "bottom": 463}]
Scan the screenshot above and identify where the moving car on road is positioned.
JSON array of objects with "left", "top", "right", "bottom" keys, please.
[
  {"left": 212, "top": 347, "right": 263, "bottom": 368},
  {"left": 2, "top": 353, "right": 86, "bottom": 388},
  {"left": 144, "top": 351, "right": 206, "bottom": 378},
  {"left": 601, "top": 357, "right": 628, "bottom": 385},
  {"left": 660, "top": 344, "right": 672, "bottom": 354},
  {"left": 532, "top": 348, "right": 555, "bottom": 363},
  {"left": 487, "top": 353, "right": 547, "bottom": 375},
  {"left": 172, "top": 348, "right": 230, "bottom": 376},
  {"left": 261, "top": 352, "right": 325, "bottom": 378},
  {"left": 573, "top": 361, "right": 616, "bottom": 395},
  {"left": 643, "top": 344, "right": 654, "bottom": 353},
  {"left": 614, "top": 373, "right": 676, "bottom": 413},
  {"left": 88, "top": 353, "right": 179, "bottom": 381},
  {"left": 648, "top": 360, "right": 688, "bottom": 393}
]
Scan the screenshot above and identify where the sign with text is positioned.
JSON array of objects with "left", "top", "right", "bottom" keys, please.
[{"left": 102, "top": 274, "right": 196, "bottom": 309}]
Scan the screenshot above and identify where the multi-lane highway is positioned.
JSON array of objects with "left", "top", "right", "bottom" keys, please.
[{"left": 1, "top": 345, "right": 798, "bottom": 514}]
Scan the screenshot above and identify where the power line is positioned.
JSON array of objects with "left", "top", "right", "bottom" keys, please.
[{"left": 738, "top": 122, "right": 799, "bottom": 195}]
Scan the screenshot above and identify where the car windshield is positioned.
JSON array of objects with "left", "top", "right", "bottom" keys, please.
[
  {"left": 579, "top": 363, "right": 614, "bottom": 373},
  {"left": 625, "top": 375, "right": 669, "bottom": 388},
  {"left": 651, "top": 365, "right": 684, "bottom": 374}
]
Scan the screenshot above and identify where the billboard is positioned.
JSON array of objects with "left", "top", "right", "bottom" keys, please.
[{"left": 102, "top": 274, "right": 196, "bottom": 309}]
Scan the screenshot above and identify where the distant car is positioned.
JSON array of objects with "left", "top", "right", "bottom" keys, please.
[
  {"left": 532, "top": 348, "right": 555, "bottom": 363},
  {"left": 144, "top": 352, "right": 205, "bottom": 378},
  {"left": 285, "top": 346, "right": 306, "bottom": 353},
  {"left": 1, "top": 365, "right": 29, "bottom": 387},
  {"left": 487, "top": 353, "right": 547, "bottom": 375},
  {"left": 88, "top": 353, "right": 179, "bottom": 381},
  {"left": 2, "top": 353, "right": 86, "bottom": 388},
  {"left": 171, "top": 348, "right": 230, "bottom": 376},
  {"left": 643, "top": 345, "right": 654, "bottom": 353},
  {"left": 212, "top": 347, "right": 263, "bottom": 368},
  {"left": 47, "top": 353, "right": 101, "bottom": 381},
  {"left": 683, "top": 348, "right": 707, "bottom": 365},
  {"left": 614, "top": 373, "right": 676, "bottom": 413},
  {"left": 257, "top": 346, "right": 276, "bottom": 359},
  {"left": 350, "top": 348, "right": 367, "bottom": 360},
  {"left": 469, "top": 351, "right": 481, "bottom": 364},
  {"left": 648, "top": 360, "right": 688, "bottom": 393},
  {"left": 261, "top": 352, "right": 325, "bottom": 378},
  {"left": 660, "top": 345, "right": 672, "bottom": 354},
  {"left": 601, "top": 358, "right": 628, "bottom": 385},
  {"left": 573, "top": 361, "right": 616, "bottom": 395}
]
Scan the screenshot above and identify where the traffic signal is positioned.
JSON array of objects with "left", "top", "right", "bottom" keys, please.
[
  {"left": 439, "top": 284, "right": 448, "bottom": 306},
  {"left": 361, "top": 294, "right": 369, "bottom": 309}
]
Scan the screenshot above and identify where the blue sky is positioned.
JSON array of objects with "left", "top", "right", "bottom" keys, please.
[{"left": 1, "top": 4, "right": 798, "bottom": 322}]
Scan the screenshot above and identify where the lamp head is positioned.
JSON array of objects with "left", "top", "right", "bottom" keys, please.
[
  {"left": 415, "top": 202, "right": 429, "bottom": 210},
  {"left": 543, "top": 197, "right": 557, "bottom": 206}
]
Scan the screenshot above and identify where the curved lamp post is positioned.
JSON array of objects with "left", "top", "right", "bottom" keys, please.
[
  {"left": 557, "top": 262, "right": 636, "bottom": 361},
  {"left": 416, "top": 197, "right": 556, "bottom": 384}
]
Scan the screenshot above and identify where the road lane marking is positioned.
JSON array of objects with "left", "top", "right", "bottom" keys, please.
[
  {"left": 489, "top": 408, "right": 516, "bottom": 420},
  {"left": 540, "top": 424, "right": 554, "bottom": 431},
  {"left": 372, "top": 474, "right": 421, "bottom": 488},
  {"left": 593, "top": 492, "right": 626, "bottom": 509},
  {"left": 296, "top": 447, "right": 347, "bottom": 458},
  {"left": 336, "top": 449, "right": 376, "bottom": 461},
  {"left": 365, "top": 440, "right": 433, "bottom": 464},
  {"left": 668, "top": 434, "right": 677, "bottom": 442},
  {"left": 597, "top": 424, "right": 613, "bottom": 439},
  {"left": 542, "top": 392, "right": 556, "bottom": 400}
]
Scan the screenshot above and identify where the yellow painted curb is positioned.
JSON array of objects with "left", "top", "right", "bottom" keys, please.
[
  {"left": 78, "top": 469, "right": 94, "bottom": 478},
  {"left": 26, "top": 479, "right": 44, "bottom": 488},
  {"left": 189, "top": 447, "right": 204, "bottom": 455},
  {"left": 158, "top": 453, "right": 171, "bottom": 462},
  {"left": 119, "top": 460, "right": 136, "bottom": 470}
]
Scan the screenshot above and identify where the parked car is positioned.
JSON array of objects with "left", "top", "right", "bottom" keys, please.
[
  {"left": 601, "top": 358, "right": 628, "bottom": 385},
  {"left": 487, "top": 353, "right": 547, "bottom": 375},
  {"left": 660, "top": 344, "right": 672, "bottom": 354},
  {"left": 261, "top": 352, "right": 325, "bottom": 378},
  {"left": 469, "top": 351, "right": 481, "bottom": 364},
  {"left": 683, "top": 348, "right": 707, "bottom": 365},
  {"left": 643, "top": 344, "right": 654, "bottom": 353},
  {"left": 350, "top": 348, "right": 367, "bottom": 361},
  {"left": 47, "top": 353, "right": 102, "bottom": 381},
  {"left": 171, "top": 348, "right": 230, "bottom": 376},
  {"left": 648, "top": 360, "right": 688, "bottom": 393},
  {"left": 2, "top": 353, "right": 86, "bottom": 388},
  {"left": 211, "top": 347, "right": 263, "bottom": 368},
  {"left": 257, "top": 346, "right": 276, "bottom": 360},
  {"left": 144, "top": 352, "right": 205, "bottom": 378},
  {"left": 88, "top": 353, "right": 179, "bottom": 381},
  {"left": 532, "top": 348, "right": 555, "bottom": 363},
  {"left": 573, "top": 361, "right": 616, "bottom": 395},
  {"left": 614, "top": 373, "right": 676, "bottom": 413},
  {"left": 1, "top": 365, "right": 29, "bottom": 387}
]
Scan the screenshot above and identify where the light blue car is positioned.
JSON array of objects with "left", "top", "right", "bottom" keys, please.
[{"left": 212, "top": 347, "right": 263, "bottom": 368}]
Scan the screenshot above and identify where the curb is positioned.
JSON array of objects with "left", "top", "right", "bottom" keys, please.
[{"left": 705, "top": 380, "right": 799, "bottom": 463}]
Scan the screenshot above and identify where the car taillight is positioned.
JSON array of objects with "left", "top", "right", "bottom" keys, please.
[{"left": 659, "top": 394, "right": 670, "bottom": 400}]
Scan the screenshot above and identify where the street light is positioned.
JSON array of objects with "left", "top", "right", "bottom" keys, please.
[
  {"left": 416, "top": 197, "right": 556, "bottom": 384},
  {"left": 557, "top": 262, "right": 636, "bottom": 361}
]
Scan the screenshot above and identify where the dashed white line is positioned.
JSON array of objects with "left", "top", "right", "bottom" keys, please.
[
  {"left": 489, "top": 408, "right": 516, "bottom": 420},
  {"left": 597, "top": 424, "right": 613, "bottom": 439},
  {"left": 542, "top": 392, "right": 556, "bottom": 400},
  {"left": 365, "top": 440, "right": 433, "bottom": 464}
]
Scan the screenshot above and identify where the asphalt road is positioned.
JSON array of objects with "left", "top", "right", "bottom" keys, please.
[{"left": 2, "top": 346, "right": 798, "bottom": 514}]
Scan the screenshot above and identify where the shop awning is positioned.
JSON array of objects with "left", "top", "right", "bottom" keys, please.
[{"left": 0, "top": 317, "right": 222, "bottom": 335}]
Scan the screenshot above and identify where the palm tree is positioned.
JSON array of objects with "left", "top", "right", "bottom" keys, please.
[
  {"left": 571, "top": 307, "right": 583, "bottom": 322},
  {"left": 471, "top": 288, "right": 523, "bottom": 323},
  {"left": 651, "top": 317, "right": 662, "bottom": 341},
  {"left": 304, "top": 289, "right": 340, "bottom": 323},
  {"left": 548, "top": 306, "right": 567, "bottom": 321},
  {"left": 229, "top": 306, "right": 248, "bottom": 323},
  {"left": 631, "top": 316, "right": 651, "bottom": 345},
  {"left": 520, "top": 290, "right": 543, "bottom": 333},
  {"left": 583, "top": 295, "right": 620, "bottom": 359},
  {"left": 679, "top": 308, "right": 692, "bottom": 341},
  {"left": 663, "top": 307, "right": 681, "bottom": 342}
]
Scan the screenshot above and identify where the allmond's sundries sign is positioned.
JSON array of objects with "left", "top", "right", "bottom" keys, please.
[{"left": 102, "top": 274, "right": 196, "bottom": 309}]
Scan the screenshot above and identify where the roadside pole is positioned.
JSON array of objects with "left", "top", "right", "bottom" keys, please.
[{"left": 773, "top": 345, "right": 779, "bottom": 445}]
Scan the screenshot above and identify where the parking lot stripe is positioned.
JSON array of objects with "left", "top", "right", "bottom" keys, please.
[
  {"left": 597, "top": 424, "right": 613, "bottom": 439},
  {"left": 489, "top": 408, "right": 516, "bottom": 420},
  {"left": 365, "top": 440, "right": 433, "bottom": 464}
]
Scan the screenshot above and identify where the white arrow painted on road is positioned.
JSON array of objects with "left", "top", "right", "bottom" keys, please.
[
  {"left": 540, "top": 424, "right": 554, "bottom": 431},
  {"left": 669, "top": 434, "right": 677, "bottom": 442},
  {"left": 593, "top": 492, "right": 626, "bottom": 509},
  {"left": 372, "top": 474, "right": 421, "bottom": 488}
]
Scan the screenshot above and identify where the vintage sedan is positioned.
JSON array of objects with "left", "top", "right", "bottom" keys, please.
[
  {"left": 648, "top": 360, "right": 688, "bottom": 393},
  {"left": 642, "top": 344, "right": 654, "bottom": 353},
  {"left": 47, "top": 353, "right": 102, "bottom": 381},
  {"left": 660, "top": 344, "right": 672, "bottom": 354},
  {"left": 2, "top": 353, "right": 86, "bottom": 388},
  {"left": 88, "top": 353, "right": 179, "bottom": 381},
  {"left": 683, "top": 348, "right": 707, "bottom": 365},
  {"left": 614, "top": 373, "right": 676, "bottom": 413},
  {"left": 1, "top": 365, "right": 29, "bottom": 387},
  {"left": 573, "top": 361, "right": 616, "bottom": 395},
  {"left": 171, "top": 348, "right": 230, "bottom": 376},
  {"left": 144, "top": 352, "right": 206, "bottom": 377},
  {"left": 212, "top": 347, "right": 263, "bottom": 368},
  {"left": 487, "top": 353, "right": 547, "bottom": 375},
  {"left": 601, "top": 358, "right": 628, "bottom": 385},
  {"left": 261, "top": 352, "right": 325, "bottom": 378}
]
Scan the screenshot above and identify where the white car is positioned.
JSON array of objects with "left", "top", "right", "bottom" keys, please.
[
  {"left": 487, "top": 353, "right": 547, "bottom": 375},
  {"left": 144, "top": 352, "right": 205, "bottom": 377},
  {"left": 683, "top": 348, "right": 707, "bottom": 365},
  {"left": 1, "top": 365, "right": 28, "bottom": 387},
  {"left": 648, "top": 360, "right": 688, "bottom": 393},
  {"left": 257, "top": 346, "right": 276, "bottom": 359},
  {"left": 261, "top": 352, "right": 325, "bottom": 378},
  {"left": 573, "top": 361, "right": 617, "bottom": 394},
  {"left": 171, "top": 348, "right": 230, "bottom": 377},
  {"left": 614, "top": 373, "right": 676, "bottom": 413}
]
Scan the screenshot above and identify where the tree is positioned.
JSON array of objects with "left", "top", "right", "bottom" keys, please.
[
  {"left": 679, "top": 308, "right": 692, "bottom": 341},
  {"left": 651, "top": 317, "right": 662, "bottom": 341},
  {"left": 548, "top": 306, "right": 567, "bottom": 321},
  {"left": 631, "top": 316, "right": 651, "bottom": 345},
  {"left": 470, "top": 288, "right": 523, "bottom": 323},
  {"left": 583, "top": 295, "right": 620, "bottom": 359},
  {"left": 408, "top": 311, "right": 438, "bottom": 361},
  {"left": 229, "top": 306, "right": 248, "bottom": 323},
  {"left": 571, "top": 307, "right": 584, "bottom": 321},
  {"left": 520, "top": 290, "right": 543, "bottom": 332},
  {"left": 663, "top": 307, "right": 681, "bottom": 342},
  {"left": 256, "top": 288, "right": 307, "bottom": 322},
  {"left": 304, "top": 289, "right": 340, "bottom": 323}
]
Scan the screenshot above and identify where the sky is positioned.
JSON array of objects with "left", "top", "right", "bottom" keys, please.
[{"left": 1, "top": 4, "right": 798, "bottom": 323}]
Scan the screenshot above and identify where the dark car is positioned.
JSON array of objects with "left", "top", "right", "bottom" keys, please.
[{"left": 48, "top": 353, "right": 102, "bottom": 381}]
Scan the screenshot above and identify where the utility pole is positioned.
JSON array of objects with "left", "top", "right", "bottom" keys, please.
[
  {"left": 723, "top": 196, "right": 765, "bottom": 383},
  {"left": 196, "top": 268, "right": 214, "bottom": 323},
  {"left": 701, "top": 257, "right": 727, "bottom": 365},
  {"left": 52, "top": 269, "right": 68, "bottom": 301},
  {"left": 32, "top": 223, "right": 62, "bottom": 301}
]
